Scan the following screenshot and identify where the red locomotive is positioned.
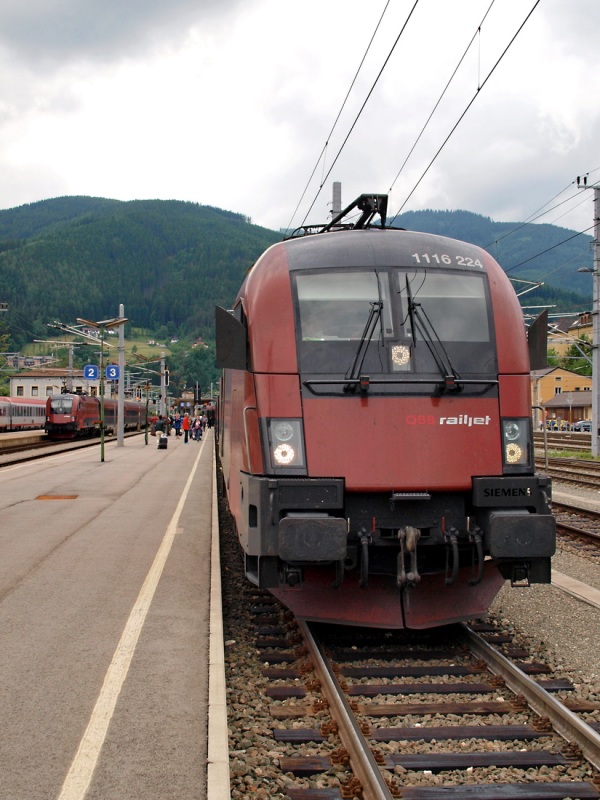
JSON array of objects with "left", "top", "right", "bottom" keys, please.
[
  {"left": 45, "top": 393, "right": 145, "bottom": 439},
  {"left": 216, "top": 194, "right": 555, "bottom": 629}
]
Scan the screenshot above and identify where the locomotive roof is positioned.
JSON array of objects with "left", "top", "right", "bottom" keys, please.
[
  {"left": 280, "top": 193, "right": 494, "bottom": 273},
  {"left": 278, "top": 227, "right": 493, "bottom": 273}
]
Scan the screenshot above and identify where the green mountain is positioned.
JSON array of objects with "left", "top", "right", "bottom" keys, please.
[
  {"left": 0, "top": 196, "right": 280, "bottom": 349},
  {"left": 395, "top": 209, "right": 593, "bottom": 314},
  {"left": 0, "top": 198, "right": 593, "bottom": 355}
]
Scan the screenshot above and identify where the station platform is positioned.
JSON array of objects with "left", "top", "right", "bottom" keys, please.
[
  {"left": 0, "top": 429, "right": 228, "bottom": 799},
  {"left": 0, "top": 428, "right": 47, "bottom": 451}
]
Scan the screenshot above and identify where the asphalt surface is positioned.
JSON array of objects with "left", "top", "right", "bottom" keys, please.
[{"left": 0, "top": 431, "right": 213, "bottom": 800}]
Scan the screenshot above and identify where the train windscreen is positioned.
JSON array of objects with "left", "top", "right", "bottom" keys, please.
[
  {"left": 294, "top": 268, "right": 496, "bottom": 385},
  {"left": 296, "top": 271, "right": 393, "bottom": 341},
  {"left": 49, "top": 397, "right": 74, "bottom": 414}
]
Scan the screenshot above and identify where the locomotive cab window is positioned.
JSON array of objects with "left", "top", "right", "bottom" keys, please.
[
  {"left": 401, "top": 270, "right": 496, "bottom": 381},
  {"left": 49, "top": 397, "right": 73, "bottom": 414},
  {"left": 296, "top": 271, "right": 393, "bottom": 341},
  {"left": 404, "top": 272, "right": 491, "bottom": 342},
  {"left": 294, "top": 267, "right": 496, "bottom": 388}
]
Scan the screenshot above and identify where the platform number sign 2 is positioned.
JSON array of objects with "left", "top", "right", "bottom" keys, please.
[{"left": 83, "top": 364, "right": 99, "bottom": 380}]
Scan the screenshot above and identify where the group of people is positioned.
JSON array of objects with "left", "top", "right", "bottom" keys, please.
[{"left": 152, "top": 411, "right": 209, "bottom": 443}]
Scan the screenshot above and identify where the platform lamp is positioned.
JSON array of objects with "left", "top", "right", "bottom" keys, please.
[{"left": 77, "top": 316, "right": 128, "bottom": 462}]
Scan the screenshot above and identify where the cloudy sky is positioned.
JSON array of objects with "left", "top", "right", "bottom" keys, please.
[{"left": 0, "top": 0, "right": 598, "bottom": 234}]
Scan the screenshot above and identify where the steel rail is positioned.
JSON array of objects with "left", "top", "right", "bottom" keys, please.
[
  {"left": 463, "top": 623, "right": 600, "bottom": 771},
  {"left": 297, "top": 620, "right": 395, "bottom": 800},
  {"left": 553, "top": 501, "right": 600, "bottom": 520},
  {"left": 556, "top": 519, "right": 600, "bottom": 543},
  {"left": 0, "top": 430, "right": 144, "bottom": 467}
]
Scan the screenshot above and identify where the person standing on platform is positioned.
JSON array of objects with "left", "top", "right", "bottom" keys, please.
[
  {"left": 182, "top": 412, "right": 191, "bottom": 443},
  {"left": 173, "top": 413, "right": 182, "bottom": 437}
]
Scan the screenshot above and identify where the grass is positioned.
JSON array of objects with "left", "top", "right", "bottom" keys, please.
[{"left": 539, "top": 448, "right": 599, "bottom": 460}]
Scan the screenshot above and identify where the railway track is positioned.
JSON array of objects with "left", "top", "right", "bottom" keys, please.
[
  {"left": 0, "top": 430, "right": 145, "bottom": 465},
  {"left": 536, "top": 459, "right": 600, "bottom": 488},
  {"left": 554, "top": 502, "right": 600, "bottom": 553},
  {"left": 236, "top": 595, "right": 600, "bottom": 799},
  {"left": 534, "top": 431, "right": 600, "bottom": 486},
  {"left": 0, "top": 438, "right": 50, "bottom": 455},
  {"left": 534, "top": 432, "right": 591, "bottom": 454},
  {"left": 216, "top": 444, "right": 600, "bottom": 799}
]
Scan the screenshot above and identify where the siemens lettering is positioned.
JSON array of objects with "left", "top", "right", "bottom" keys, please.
[{"left": 483, "top": 487, "right": 533, "bottom": 498}]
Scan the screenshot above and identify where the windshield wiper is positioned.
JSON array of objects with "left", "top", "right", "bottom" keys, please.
[
  {"left": 405, "top": 276, "right": 462, "bottom": 392},
  {"left": 344, "top": 301, "right": 383, "bottom": 393}
]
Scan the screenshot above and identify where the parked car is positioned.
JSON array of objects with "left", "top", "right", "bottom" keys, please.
[{"left": 572, "top": 420, "right": 592, "bottom": 432}]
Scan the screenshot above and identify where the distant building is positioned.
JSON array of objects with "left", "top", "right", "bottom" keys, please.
[
  {"left": 11, "top": 354, "right": 53, "bottom": 369},
  {"left": 530, "top": 366, "right": 592, "bottom": 428},
  {"left": 9, "top": 368, "right": 103, "bottom": 398},
  {"left": 548, "top": 312, "right": 592, "bottom": 357}
]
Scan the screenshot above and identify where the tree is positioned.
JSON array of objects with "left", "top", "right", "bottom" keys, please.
[
  {"left": 558, "top": 334, "right": 592, "bottom": 376},
  {"left": 0, "top": 317, "right": 9, "bottom": 354},
  {"left": 547, "top": 347, "right": 560, "bottom": 368},
  {"left": 168, "top": 342, "right": 219, "bottom": 399}
]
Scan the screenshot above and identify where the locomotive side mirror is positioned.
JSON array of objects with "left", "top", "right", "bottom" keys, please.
[
  {"left": 527, "top": 309, "right": 548, "bottom": 371},
  {"left": 215, "top": 305, "right": 248, "bottom": 370}
]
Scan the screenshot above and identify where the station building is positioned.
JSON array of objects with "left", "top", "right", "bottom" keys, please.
[{"left": 9, "top": 369, "right": 102, "bottom": 398}]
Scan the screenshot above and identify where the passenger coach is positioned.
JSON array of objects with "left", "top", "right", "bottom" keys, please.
[{"left": 0, "top": 397, "right": 47, "bottom": 432}]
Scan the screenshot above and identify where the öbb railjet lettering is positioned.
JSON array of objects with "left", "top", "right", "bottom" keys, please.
[{"left": 439, "top": 415, "right": 492, "bottom": 426}]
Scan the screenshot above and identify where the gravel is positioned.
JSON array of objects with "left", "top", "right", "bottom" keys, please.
[
  {"left": 490, "top": 478, "right": 600, "bottom": 686},
  {"left": 220, "top": 473, "right": 600, "bottom": 798},
  {"left": 490, "top": 548, "right": 600, "bottom": 685}
]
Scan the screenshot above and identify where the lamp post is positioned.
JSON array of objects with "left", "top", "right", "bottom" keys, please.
[{"left": 77, "top": 316, "right": 128, "bottom": 462}]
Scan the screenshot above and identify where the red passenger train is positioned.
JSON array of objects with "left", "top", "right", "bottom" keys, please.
[
  {"left": 45, "top": 393, "right": 145, "bottom": 439},
  {"left": 216, "top": 194, "right": 555, "bottom": 630}
]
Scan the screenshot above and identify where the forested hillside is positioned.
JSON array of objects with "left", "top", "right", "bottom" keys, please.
[
  {"left": 0, "top": 197, "right": 280, "bottom": 350},
  {"left": 0, "top": 197, "right": 593, "bottom": 356},
  {"left": 395, "top": 209, "right": 593, "bottom": 313}
]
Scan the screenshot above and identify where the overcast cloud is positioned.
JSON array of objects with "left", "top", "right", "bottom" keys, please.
[{"left": 0, "top": 0, "right": 598, "bottom": 238}]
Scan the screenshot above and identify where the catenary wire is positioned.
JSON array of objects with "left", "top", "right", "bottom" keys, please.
[
  {"left": 543, "top": 192, "right": 592, "bottom": 228},
  {"left": 388, "top": 0, "right": 497, "bottom": 196},
  {"left": 285, "top": 0, "right": 393, "bottom": 233},
  {"left": 484, "top": 166, "right": 600, "bottom": 250},
  {"left": 504, "top": 223, "right": 595, "bottom": 274},
  {"left": 495, "top": 167, "right": 600, "bottom": 293},
  {"left": 487, "top": 185, "right": 578, "bottom": 247},
  {"left": 389, "top": 0, "right": 542, "bottom": 226},
  {"left": 299, "top": 0, "right": 421, "bottom": 229}
]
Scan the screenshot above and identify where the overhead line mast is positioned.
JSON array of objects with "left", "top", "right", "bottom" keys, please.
[{"left": 576, "top": 176, "right": 600, "bottom": 457}]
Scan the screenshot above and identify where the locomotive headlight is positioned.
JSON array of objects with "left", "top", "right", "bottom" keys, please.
[
  {"left": 505, "top": 442, "right": 522, "bottom": 464},
  {"left": 265, "top": 418, "right": 306, "bottom": 473},
  {"left": 274, "top": 443, "right": 296, "bottom": 465},
  {"left": 501, "top": 418, "right": 531, "bottom": 472},
  {"left": 273, "top": 421, "right": 294, "bottom": 442},
  {"left": 503, "top": 421, "right": 521, "bottom": 442}
]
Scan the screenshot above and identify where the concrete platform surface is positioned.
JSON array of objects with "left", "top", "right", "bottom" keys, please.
[{"left": 0, "top": 430, "right": 224, "bottom": 800}]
